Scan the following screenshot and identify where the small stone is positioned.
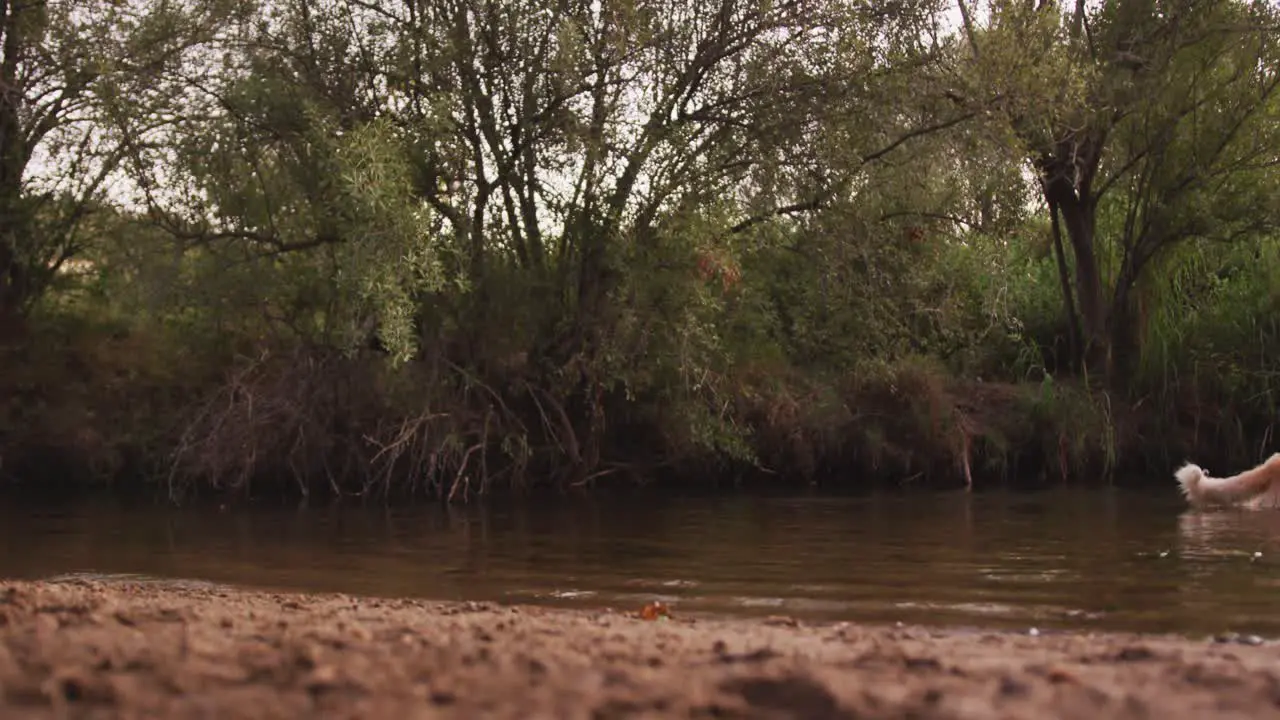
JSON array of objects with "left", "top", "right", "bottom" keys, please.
[
  {"left": 1115, "top": 646, "right": 1155, "bottom": 662},
  {"left": 998, "top": 676, "right": 1030, "bottom": 697},
  {"left": 305, "top": 665, "right": 340, "bottom": 692}
]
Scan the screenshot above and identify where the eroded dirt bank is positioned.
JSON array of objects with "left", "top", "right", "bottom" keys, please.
[{"left": 2, "top": 580, "right": 1279, "bottom": 719}]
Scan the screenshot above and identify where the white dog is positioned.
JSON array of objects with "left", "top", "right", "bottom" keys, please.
[{"left": 1176, "top": 453, "right": 1280, "bottom": 509}]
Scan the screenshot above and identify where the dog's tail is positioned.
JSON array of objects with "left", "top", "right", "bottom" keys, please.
[
  {"left": 1175, "top": 462, "right": 1206, "bottom": 502},
  {"left": 1176, "top": 455, "right": 1280, "bottom": 506}
]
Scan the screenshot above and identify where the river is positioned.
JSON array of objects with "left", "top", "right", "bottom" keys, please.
[{"left": 2, "top": 486, "right": 1278, "bottom": 637}]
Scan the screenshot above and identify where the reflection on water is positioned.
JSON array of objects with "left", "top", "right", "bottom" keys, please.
[{"left": 2, "top": 487, "right": 1280, "bottom": 637}]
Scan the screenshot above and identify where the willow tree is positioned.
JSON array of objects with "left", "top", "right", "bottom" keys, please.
[{"left": 954, "top": 0, "right": 1280, "bottom": 379}]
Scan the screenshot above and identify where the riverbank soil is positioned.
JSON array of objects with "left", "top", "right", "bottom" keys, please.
[{"left": 2, "top": 580, "right": 1279, "bottom": 719}]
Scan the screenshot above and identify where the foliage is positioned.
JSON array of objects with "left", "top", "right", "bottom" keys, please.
[
  {"left": 952, "top": 0, "right": 1280, "bottom": 377},
  {"left": 0, "top": 0, "right": 237, "bottom": 319},
  {"left": 1, "top": 0, "right": 1279, "bottom": 500}
]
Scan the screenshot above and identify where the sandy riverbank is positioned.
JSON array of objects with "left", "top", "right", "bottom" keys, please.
[{"left": 1, "top": 579, "right": 1279, "bottom": 719}]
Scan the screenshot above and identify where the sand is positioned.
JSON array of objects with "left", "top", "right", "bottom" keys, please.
[{"left": 2, "top": 579, "right": 1280, "bottom": 719}]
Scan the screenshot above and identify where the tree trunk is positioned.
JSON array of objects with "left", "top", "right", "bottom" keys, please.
[
  {"left": 1107, "top": 251, "right": 1149, "bottom": 383},
  {"left": 1045, "top": 181, "right": 1108, "bottom": 374},
  {"left": 1047, "top": 195, "right": 1081, "bottom": 372},
  {"left": 0, "top": 0, "right": 39, "bottom": 321},
  {"left": 0, "top": 190, "right": 32, "bottom": 321}
]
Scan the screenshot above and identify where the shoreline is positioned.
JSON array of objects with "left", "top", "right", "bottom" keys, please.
[{"left": 3, "top": 580, "right": 1279, "bottom": 718}]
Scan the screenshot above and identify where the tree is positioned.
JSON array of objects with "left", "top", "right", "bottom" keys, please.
[
  {"left": 128, "top": 0, "right": 974, "bottom": 478},
  {"left": 954, "top": 0, "right": 1280, "bottom": 379},
  {"left": 0, "top": 0, "right": 234, "bottom": 325}
]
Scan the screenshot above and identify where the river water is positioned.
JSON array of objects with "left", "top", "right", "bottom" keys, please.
[{"left": 2, "top": 487, "right": 1279, "bottom": 637}]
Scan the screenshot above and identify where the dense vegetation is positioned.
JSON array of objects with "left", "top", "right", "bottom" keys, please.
[{"left": 1, "top": 0, "right": 1278, "bottom": 502}]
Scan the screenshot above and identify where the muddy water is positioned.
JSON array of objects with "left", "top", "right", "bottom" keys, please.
[{"left": 2, "top": 487, "right": 1279, "bottom": 637}]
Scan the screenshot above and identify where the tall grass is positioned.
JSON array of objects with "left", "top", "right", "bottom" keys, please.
[{"left": 1131, "top": 238, "right": 1280, "bottom": 470}]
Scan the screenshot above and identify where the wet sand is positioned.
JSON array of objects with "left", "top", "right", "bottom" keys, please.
[{"left": 2, "top": 579, "right": 1279, "bottom": 719}]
